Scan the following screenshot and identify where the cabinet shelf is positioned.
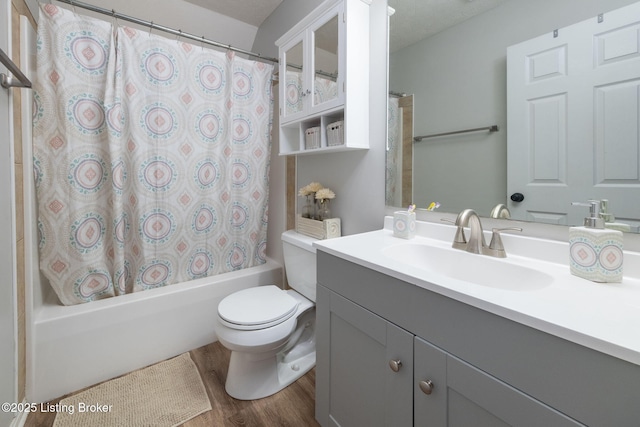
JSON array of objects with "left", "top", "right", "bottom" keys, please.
[{"left": 278, "top": 108, "right": 368, "bottom": 155}]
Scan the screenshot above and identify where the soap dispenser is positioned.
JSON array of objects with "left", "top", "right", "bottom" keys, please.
[{"left": 569, "top": 200, "right": 623, "bottom": 283}]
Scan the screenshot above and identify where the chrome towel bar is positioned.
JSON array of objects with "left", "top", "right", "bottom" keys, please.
[{"left": 414, "top": 125, "right": 498, "bottom": 142}]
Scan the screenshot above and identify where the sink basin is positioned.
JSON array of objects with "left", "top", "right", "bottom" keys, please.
[{"left": 382, "top": 242, "right": 554, "bottom": 291}]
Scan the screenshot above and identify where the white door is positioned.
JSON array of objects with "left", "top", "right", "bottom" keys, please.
[
  {"left": 0, "top": 0, "right": 17, "bottom": 424},
  {"left": 507, "top": 2, "right": 640, "bottom": 230}
]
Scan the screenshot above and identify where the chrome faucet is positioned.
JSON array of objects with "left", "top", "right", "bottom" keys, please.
[
  {"left": 490, "top": 203, "right": 511, "bottom": 219},
  {"left": 452, "top": 209, "right": 486, "bottom": 254}
]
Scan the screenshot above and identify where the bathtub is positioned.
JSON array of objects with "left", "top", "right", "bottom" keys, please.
[{"left": 27, "top": 259, "right": 282, "bottom": 403}]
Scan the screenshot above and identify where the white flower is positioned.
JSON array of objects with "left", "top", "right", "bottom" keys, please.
[
  {"left": 315, "top": 188, "right": 335, "bottom": 201},
  {"left": 299, "top": 182, "right": 324, "bottom": 196},
  {"left": 298, "top": 185, "right": 311, "bottom": 196},
  {"left": 307, "top": 182, "right": 324, "bottom": 192}
]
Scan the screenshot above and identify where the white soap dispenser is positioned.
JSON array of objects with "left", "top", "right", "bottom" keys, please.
[{"left": 569, "top": 200, "right": 623, "bottom": 283}]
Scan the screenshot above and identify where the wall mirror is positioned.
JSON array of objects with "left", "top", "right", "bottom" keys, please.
[
  {"left": 313, "top": 14, "right": 339, "bottom": 108},
  {"left": 386, "top": 0, "right": 640, "bottom": 233},
  {"left": 284, "top": 41, "right": 304, "bottom": 117}
]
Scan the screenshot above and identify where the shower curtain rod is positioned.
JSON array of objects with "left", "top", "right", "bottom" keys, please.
[{"left": 53, "top": 0, "right": 280, "bottom": 64}]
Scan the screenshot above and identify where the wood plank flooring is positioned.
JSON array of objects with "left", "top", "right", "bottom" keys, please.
[{"left": 25, "top": 341, "right": 320, "bottom": 427}]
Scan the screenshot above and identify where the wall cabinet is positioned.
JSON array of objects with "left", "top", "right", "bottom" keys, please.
[
  {"left": 316, "top": 251, "right": 640, "bottom": 426},
  {"left": 275, "top": 0, "right": 370, "bottom": 155}
]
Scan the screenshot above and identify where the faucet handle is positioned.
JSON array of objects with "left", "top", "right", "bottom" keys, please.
[{"left": 486, "top": 227, "right": 523, "bottom": 258}]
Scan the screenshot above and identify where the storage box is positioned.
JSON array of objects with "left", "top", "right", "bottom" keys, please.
[
  {"left": 326, "top": 120, "right": 344, "bottom": 146},
  {"left": 296, "top": 215, "right": 341, "bottom": 239},
  {"left": 305, "top": 127, "right": 320, "bottom": 149}
]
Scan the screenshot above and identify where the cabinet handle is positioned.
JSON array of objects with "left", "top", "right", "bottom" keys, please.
[
  {"left": 389, "top": 359, "right": 402, "bottom": 372},
  {"left": 419, "top": 380, "right": 434, "bottom": 395}
]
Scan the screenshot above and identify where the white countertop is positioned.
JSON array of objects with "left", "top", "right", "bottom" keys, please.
[{"left": 314, "top": 217, "right": 640, "bottom": 366}]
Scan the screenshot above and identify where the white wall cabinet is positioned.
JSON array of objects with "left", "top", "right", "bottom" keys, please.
[
  {"left": 316, "top": 251, "right": 640, "bottom": 426},
  {"left": 276, "top": 0, "right": 370, "bottom": 155}
]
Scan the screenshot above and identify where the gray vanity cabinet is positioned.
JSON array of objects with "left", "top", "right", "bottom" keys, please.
[
  {"left": 316, "top": 285, "right": 413, "bottom": 427},
  {"left": 414, "top": 338, "right": 581, "bottom": 427},
  {"left": 316, "top": 250, "right": 640, "bottom": 426}
]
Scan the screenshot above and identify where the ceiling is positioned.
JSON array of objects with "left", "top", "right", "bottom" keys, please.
[
  {"left": 183, "top": 0, "right": 283, "bottom": 27},
  {"left": 184, "top": 0, "right": 509, "bottom": 52},
  {"left": 388, "top": 0, "right": 510, "bottom": 52}
]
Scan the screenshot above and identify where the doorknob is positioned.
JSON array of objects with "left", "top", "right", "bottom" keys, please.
[
  {"left": 510, "top": 193, "right": 525, "bottom": 202},
  {"left": 389, "top": 359, "right": 402, "bottom": 372}
]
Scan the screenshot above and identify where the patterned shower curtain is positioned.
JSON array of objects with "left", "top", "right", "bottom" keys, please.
[{"left": 33, "top": 4, "right": 274, "bottom": 306}]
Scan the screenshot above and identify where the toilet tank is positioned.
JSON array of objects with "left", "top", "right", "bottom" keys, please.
[{"left": 281, "top": 230, "right": 317, "bottom": 302}]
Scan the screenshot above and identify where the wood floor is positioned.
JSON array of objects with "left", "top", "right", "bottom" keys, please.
[{"left": 25, "top": 341, "right": 320, "bottom": 427}]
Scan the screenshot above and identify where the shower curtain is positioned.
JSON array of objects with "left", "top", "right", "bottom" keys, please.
[{"left": 33, "top": 4, "right": 274, "bottom": 305}]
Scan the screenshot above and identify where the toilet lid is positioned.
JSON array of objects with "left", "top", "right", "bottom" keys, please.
[{"left": 218, "top": 285, "right": 299, "bottom": 329}]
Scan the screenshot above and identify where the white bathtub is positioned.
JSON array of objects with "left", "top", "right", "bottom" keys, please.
[{"left": 27, "top": 260, "right": 282, "bottom": 403}]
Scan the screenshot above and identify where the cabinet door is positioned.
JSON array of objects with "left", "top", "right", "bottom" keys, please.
[
  {"left": 414, "top": 338, "right": 584, "bottom": 427},
  {"left": 414, "top": 337, "right": 447, "bottom": 426},
  {"left": 316, "top": 286, "right": 413, "bottom": 427},
  {"left": 281, "top": 36, "right": 306, "bottom": 123},
  {"left": 309, "top": 4, "right": 343, "bottom": 114}
]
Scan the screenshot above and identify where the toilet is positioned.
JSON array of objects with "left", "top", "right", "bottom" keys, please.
[{"left": 215, "top": 230, "right": 317, "bottom": 400}]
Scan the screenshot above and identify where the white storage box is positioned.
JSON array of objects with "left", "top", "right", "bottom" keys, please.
[
  {"left": 327, "top": 120, "right": 344, "bottom": 146},
  {"left": 296, "top": 215, "right": 341, "bottom": 239},
  {"left": 305, "top": 127, "right": 320, "bottom": 149}
]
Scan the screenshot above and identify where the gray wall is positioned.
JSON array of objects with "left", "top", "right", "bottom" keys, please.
[
  {"left": 254, "top": 0, "right": 388, "bottom": 238},
  {"left": 389, "top": 0, "right": 638, "bottom": 216}
]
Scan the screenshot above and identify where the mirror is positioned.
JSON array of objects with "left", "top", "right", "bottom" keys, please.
[
  {"left": 284, "top": 41, "right": 304, "bottom": 116},
  {"left": 387, "top": 0, "right": 640, "bottom": 233},
  {"left": 313, "top": 15, "right": 339, "bottom": 107}
]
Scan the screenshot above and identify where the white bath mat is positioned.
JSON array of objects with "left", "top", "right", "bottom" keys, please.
[{"left": 53, "top": 353, "right": 211, "bottom": 427}]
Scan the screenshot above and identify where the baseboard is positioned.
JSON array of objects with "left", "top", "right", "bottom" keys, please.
[{"left": 10, "top": 401, "right": 29, "bottom": 427}]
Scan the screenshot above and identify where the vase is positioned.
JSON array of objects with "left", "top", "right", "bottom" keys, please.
[
  {"left": 317, "top": 200, "right": 331, "bottom": 221},
  {"left": 302, "top": 195, "right": 313, "bottom": 218}
]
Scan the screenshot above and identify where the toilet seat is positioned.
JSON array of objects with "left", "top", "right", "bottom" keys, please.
[{"left": 218, "top": 285, "right": 299, "bottom": 331}]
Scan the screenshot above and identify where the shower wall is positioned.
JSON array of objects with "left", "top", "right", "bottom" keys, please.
[{"left": 11, "top": 0, "right": 37, "bottom": 407}]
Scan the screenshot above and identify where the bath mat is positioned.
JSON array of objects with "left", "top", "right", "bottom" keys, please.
[{"left": 53, "top": 353, "right": 211, "bottom": 427}]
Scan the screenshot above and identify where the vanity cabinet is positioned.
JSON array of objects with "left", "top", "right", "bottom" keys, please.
[
  {"left": 414, "top": 338, "right": 581, "bottom": 427},
  {"left": 316, "top": 251, "right": 640, "bottom": 426},
  {"left": 316, "top": 287, "right": 413, "bottom": 427},
  {"left": 275, "top": 0, "right": 370, "bottom": 155}
]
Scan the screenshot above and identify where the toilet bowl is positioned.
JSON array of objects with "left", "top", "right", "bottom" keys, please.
[{"left": 215, "top": 230, "right": 317, "bottom": 400}]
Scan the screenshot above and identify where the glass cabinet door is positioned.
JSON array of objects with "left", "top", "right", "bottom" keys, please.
[
  {"left": 312, "top": 13, "right": 340, "bottom": 110},
  {"left": 283, "top": 40, "right": 305, "bottom": 118}
]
